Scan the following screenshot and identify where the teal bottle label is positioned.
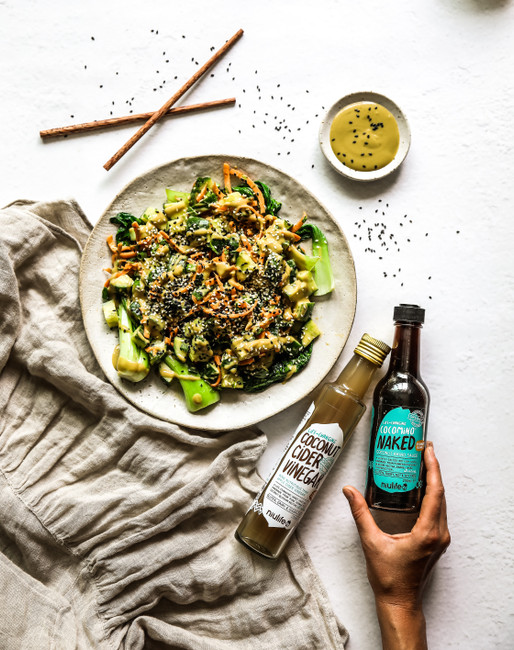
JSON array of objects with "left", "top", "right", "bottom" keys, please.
[{"left": 372, "top": 406, "right": 425, "bottom": 493}]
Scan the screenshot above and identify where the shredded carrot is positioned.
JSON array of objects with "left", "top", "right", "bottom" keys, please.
[
  {"left": 202, "top": 307, "right": 227, "bottom": 318},
  {"left": 291, "top": 212, "right": 307, "bottom": 233},
  {"left": 183, "top": 307, "right": 200, "bottom": 319},
  {"left": 146, "top": 344, "right": 163, "bottom": 353},
  {"left": 223, "top": 163, "right": 232, "bottom": 193},
  {"left": 214, "top": 274, "right": 225, "bottom": 291},
  {"left": 176, "top": 274, "right": 197, "bottom": 294},
  {"left": 256, "top": 309, "right": 281, "bottom": 329},
  {"left": 209, "top": 368, "right": 222, "bottom": 388},
  {"left": 106, "top": 235, "right": 117, "bottom": 253},
  {"left": 119, "top": 251, "right": 136, "bottom": 259},
  {"left": 228, "top": 165, "right": 266, "bottom": 214},
  {"left": 196, "top": 185, "right": 208, "bottom": 202},
  {"left": 160, "top": 231, "right": 188, "bottom": 254},
  {"left": 228, "top": 303, "right": 257, "bottom": 320},
  {"left": 212, "top": 182, "right": 223, "bottom": 199},
  {"left": 238, "top": 358, "right": 255, "bottom": 366},
  {"left": 228, "top": 278, "right": 244, "bottom": 291}
]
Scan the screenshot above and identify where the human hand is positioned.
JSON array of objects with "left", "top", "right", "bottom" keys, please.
[{"left": 343, "top": 442, "right": 450, "bottom": 649}]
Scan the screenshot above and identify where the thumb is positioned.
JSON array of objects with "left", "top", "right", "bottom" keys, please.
[{"left": 343, "top": 485, "right": 380, "bottom": 544}]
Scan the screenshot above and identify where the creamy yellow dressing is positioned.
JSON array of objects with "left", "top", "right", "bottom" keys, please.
[
  {"left": 159, "top": 365, "right": 200, "bottom": 382},
  {"left": 112, "top": 344, "right": 120, "bottom": 369},
  {"left": 329, "top": 102, "right": 400, "bottom": 171},
  {"left": 116, "top": 356, "right": 148, "bottom": 376}
]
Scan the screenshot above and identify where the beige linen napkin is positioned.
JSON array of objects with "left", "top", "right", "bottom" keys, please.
[{"left": 0, "top": 200, "right": 348, "bottom": 649}]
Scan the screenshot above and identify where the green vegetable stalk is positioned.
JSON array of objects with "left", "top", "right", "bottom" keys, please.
[
  {"left": 115, "top": 301, "right": 150, "bottom": 382},
  {"left": 297, "top": 224, "right": 335, "bottom": 296},
  {"left": 160, "top": 355, "right": 220, "bottom": 412}
]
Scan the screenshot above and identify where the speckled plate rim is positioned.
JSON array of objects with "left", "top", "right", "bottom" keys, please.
[
  {"left": 79, "top": 154, "right": 357, "bottom": 431},
  {"left": 319, "top": 91, "right": 411, "bottom": 182}
]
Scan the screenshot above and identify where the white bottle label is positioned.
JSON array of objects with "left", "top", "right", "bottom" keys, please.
[{"left": 259, "top": 422, "right": 344, "bottom": 529}]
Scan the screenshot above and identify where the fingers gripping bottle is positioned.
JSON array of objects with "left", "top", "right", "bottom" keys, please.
[
  {"left": 235, "top": 333, "right": 391, "bottom": 560},
  {"left": 365, "top": 304, "right": 430, "bottom": 514}
]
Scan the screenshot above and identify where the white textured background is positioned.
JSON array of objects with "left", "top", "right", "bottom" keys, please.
[{"left": 1, "top": 0, "right": 513, "bottom": 648}]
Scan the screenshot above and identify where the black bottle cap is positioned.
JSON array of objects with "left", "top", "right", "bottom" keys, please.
[{"left": 393, "top": 303, "right": 425, "bottom": 324}]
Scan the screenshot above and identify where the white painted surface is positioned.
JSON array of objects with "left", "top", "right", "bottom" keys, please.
[{"left": 1, "top": 1, "right": 513, "bottom": 647}]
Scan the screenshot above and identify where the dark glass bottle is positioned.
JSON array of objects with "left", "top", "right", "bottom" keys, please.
[{"left": 365, "top": 304, "right": 429, "bottom": 513}]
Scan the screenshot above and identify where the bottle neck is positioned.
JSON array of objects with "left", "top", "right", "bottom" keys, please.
[
  {"left": 389, "top": 323, "right": 421, "bottom": 376},
  {"left": 336, "top": 353, "right": 380, "bottom": 400}
]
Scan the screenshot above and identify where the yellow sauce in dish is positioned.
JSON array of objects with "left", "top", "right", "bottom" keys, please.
[{"left": 329, "top": 102, "right": 400, "bottom": 171}]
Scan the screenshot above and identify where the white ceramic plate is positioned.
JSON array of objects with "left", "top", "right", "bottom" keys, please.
[
  {"left": 80, "top": 155, "right": 357, "bottom": 430},
  {"left": 319, "top": 91, "right": 411, "bottom": 181}
]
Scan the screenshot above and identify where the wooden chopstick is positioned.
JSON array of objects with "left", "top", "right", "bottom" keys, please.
[
  {"left": 103, "top": 28, "right": 244, "bottom": 171},
  {"left": 39, "top": 98, "right": 236, "bottom": 139}
]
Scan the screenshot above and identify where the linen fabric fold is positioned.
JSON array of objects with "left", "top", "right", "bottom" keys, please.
[{"left": 0, "top": 200, "right": 348, "bottom": 649}]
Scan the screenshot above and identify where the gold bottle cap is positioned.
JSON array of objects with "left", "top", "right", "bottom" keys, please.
[{"left": 354, "top": 333, "right": 391, "bottom": 367}]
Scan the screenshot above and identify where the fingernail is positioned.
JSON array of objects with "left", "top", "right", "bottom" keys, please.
[{"left": 342, "top": 487, "right": 354, "bottom": 503}]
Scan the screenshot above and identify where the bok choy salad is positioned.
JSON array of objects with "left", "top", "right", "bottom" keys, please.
[{"left": 102, "top": 163, "right": 334, "bottom": 412}]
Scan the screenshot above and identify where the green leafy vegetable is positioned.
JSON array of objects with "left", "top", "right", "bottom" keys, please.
[
  {"left": 243, "top": 344, "right": 313, "bottom": 392},
  {"left": 256, "top": 180, "right": 281, "bottom": 216},
  {"left": 110, "top": 212, "right": 141, "bottom": 245}
]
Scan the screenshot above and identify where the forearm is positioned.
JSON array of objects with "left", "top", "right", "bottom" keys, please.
[{"left": 375, "top": 601, "right": 427, "bottom": 650}]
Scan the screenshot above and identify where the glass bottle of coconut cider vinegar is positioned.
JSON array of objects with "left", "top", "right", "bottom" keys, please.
[
  {"left": 365, "top": 304, "right": 429, "bottom": 514},
  {"left": 235, "top": 333, "right": 391, "bottom": 560}
]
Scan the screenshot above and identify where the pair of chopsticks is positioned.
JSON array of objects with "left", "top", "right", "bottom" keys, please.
[{"left": 40, "top": 28, "right": 243, "bottom": 171}]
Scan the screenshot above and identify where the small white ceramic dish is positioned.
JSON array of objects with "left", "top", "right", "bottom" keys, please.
[
  {"left": 80, "top": 155, "right": 357, "bottom": 431},
  {"left": 319, "top": 91, "right": 411, "bottom": 182}
]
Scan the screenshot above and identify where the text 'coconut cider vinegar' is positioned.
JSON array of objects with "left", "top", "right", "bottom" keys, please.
[
  {"left": 235, "top": 333, "right": 391, "bottom": 560},
  {"left": 365, "top": 304, "right": 430, "bottom": 515}
]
